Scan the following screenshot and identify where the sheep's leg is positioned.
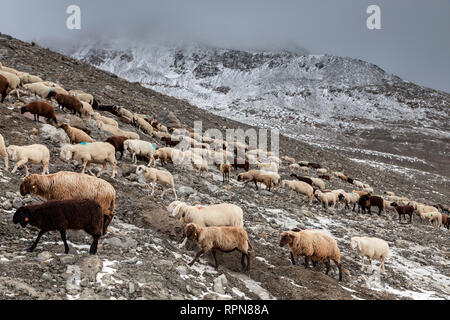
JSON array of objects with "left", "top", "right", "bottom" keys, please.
[
  {"left": 253, "top": 180, "right": 259, "bottom": 190},
  {"left": 28, "top": 231, "right": 45, "bottom": 252},
  {"left": 81, "top": 161, "right": 88, "bottom": 175},
  {"left": 304, "top": 256, "right": 310, "bottom": 269},
  {"left": 361, "top": 256, "right": 365, "bottom": 271},
  {"left": 89, "top": 235, "right": 100, "bottom": 255},
  {"left": 24, "top": 164, "right": 30, "bottom": 176},
  {"left": 102, "top": 215, "right": 112, "bottom": 235},
  {"left": 188, "top": 249, "right": 205, "bottom": 266},
  {"left": 172, "top": 188, "right": 177, "bottom": 200},
  {"left": 380, "top": 257, "right": 386, "bottom": 273},
  {"left": 178, "top": 237, "right": 188, "bottom": 249},
  {"left": 11, "top": 159, "right": 28, "bottom": 174},
  {"left": 325, "top": 259, "right": 331, "bottom": 275},
  {"left": 160, "top": 186, "right": 167, "bottom": 199},
  {"left": 212, "top": 250, "right": 219, "bottom": 269},
  {"left": 334, "top": 260, "right": 343, "bottom": 281},
  {"left": 97, "top": 163, "right": 106, "bottom": 177},
  {"left": 60, "top": 230, "right": 70, "bottom": 254},
  {"left": 245, "top": 252, "right": 251, "bottom": 271},
  {"left": 151, "top": 182, "right": 156, "bottom": 196},
  {"left": 368, "top": 258, "right": 373, "bottom": 272},
  {"left": 290, "top": 252, "right": 296, "bottom": 265}
]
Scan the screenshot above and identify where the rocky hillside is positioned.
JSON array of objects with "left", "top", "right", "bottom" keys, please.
[
  {"left": 0, "top": 33, "right": 448, "bottom": 300},
  {"left": 67, "top": 42, "right": 450, "bottom": 184}
]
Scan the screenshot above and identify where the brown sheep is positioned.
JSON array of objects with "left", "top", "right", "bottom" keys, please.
[
  {"left": 48, "top": 91, "right": 83, "bottom": 117},
  {"left": 220, "top": 163, "right": 231, "bottom": 183},
  {"left": 183, "top": 223, "right": 253, "bottom": 271},
  {"left": 319, "top": 174, "right": 331, "bottom": 181},
  {"left": 280, "top": 230, "right": 343, "bottom": 281},
  {"left": 13, "top": 199, "right": 103, "bottom": 254},
  {"left": 391, "top": 202, "right": 414, "bottom": 223},
  {"left": 0, "top": 74, "right": 8, "bottom": 103},
  {"left": 358, "top": 195, "right": 384, "bottom": 215},
  {"left": 60, "top": 123, "right": 93, "bottom": 144},
  {"left": 21, "top": 101, "right": 57, "bottom": 124},
  {"left": 105, "top": 136, "right": 128, "bottom": 160}
]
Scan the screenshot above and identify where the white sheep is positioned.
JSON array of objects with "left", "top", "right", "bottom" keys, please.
[
  {"left": 282, "top": 180, "right": 314, "bottom": 205},
  {"left": 96, "top": 121, "right": 140, "bottom": 140},
  {"left": 282, "top": 156, "right": 296, "bottom": 164},
  {"left": 310, "top": 177, "right": 326, "bottom": 190},
  {"left": 339, "top": 192, "right": 360, "bottom": 211},
  {"left": 0, "top": 133, "right": 8, "bottom": 170},
  {"left": 0, "top": 70, "right": 20, "bottom": 97},
  {"left": 69, "top": 90, "right": 94, "bottom": 105},
  {"left": 257, "top": 162, "right": 278, "bottom": 173},
  {"left": 316, "top": 168, "right": 328, "bottom": 174},
  {"left": 353, "top": 180, "right": 365, "bottom": 189},
  {"left": 168, "top": 201, "right": 244, "bottom": 249},
  {"left": 7, "top": 144, "right": 50, "bottom": 176},
  {"left": 16, "top": 72, "right": 43, "bottom": 85},
  {"left": 314, "top": 190, "right": 338, "bottom": 209},
  {"left": 80, "top": 101, "right": 94, "bottom": 119},
  {"left": 93, "top": 112, "right": 119, "bottom": 127},
  {"left": 350, "top": 236, "right": 389, "bottom": 273},
  {"left": 136, "top": 165, "right": 177, "bottom": 200},
  {"left": 123, "top": 139, "right": 156, "bottom": 166},
  {"left": 23, "top": 83, "right": 53, "bottom": 99},
  {"left": 60, "top": 142, "right": 117, "bottom": 178}
]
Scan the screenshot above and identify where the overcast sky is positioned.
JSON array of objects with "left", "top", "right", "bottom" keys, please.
[{"left": 1, "top": 0, "right": 449, "bottom": 93}]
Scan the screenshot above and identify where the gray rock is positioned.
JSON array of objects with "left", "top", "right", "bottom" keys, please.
[
  {"left": 129, "top": 282, "right": 135, "bottom": 294},
  {"left": 77, "top": 255, "right": 103, "bottom": 282},
  {"left": 2, "top": 200, "right": 12, "bottom": 210},
  {"left": 213, "top": 274, "right": 228, "bottom": 295},
  {"left": 36, "top": 251, "right": 53, "bottom": 262},
  {"left": 6, "top": 191, "right": 17, "bottom": 198},
  {"left": 103, "top": 237, "right": 138, "bottom": 249},
  {"left": 176, "top": 266, "right": 187, "bottom": 276},
  {"left": 39, "top": 124, "right": 69, "bottom": 144},
  {"left": 41, "top": 272, "right": 53, "bottom": 282},
  {"left": 178, "top": 186, "right": 196, "bottom": 197},
  {"left": 12, "top": 197, "right": 23, "bottom": 209}
]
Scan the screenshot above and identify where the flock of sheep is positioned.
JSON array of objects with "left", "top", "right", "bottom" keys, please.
[{"left": 0, "top": 60, "right": 449, "bottom": 284}]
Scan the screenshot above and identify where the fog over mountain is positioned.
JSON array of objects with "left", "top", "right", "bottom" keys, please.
[{"left": 0, "top": 0, "right": 449, "bottom": 92}]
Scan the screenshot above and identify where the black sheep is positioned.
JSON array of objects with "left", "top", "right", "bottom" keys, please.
[
  {"left": 290, "top": 174, "right": 313, "bottom": 186},
  {"left": 13, "top": 199, "right": 103, "bottom": 254}
]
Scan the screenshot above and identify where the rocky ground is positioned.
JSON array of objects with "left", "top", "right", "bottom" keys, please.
[{"left": 0, "top": 33, "right": 448, "bottom": 300}]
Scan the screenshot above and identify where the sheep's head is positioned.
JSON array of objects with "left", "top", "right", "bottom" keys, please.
[
  {"left": 47, "top": 90, "right": 57, "bottom": 99},
  {"left": 136, "top": 165, "right": 146, "bottom": 175},
  {"left": 60, "top": 146, "right": 73, "bottom": 162},
  {"left": 13, "top": 207, "right": 31, "bottom": 228},
  {"left": 6, "top": 146, "right": 18, "bottom": 161},
  {"left": 350, "top": 237, "right": 362, "bottom": 251},
  {"left": 20, "top": 176, "right": 33, "bottom": 196},
  {"left": 279, "top": 232, "right": 294, "bottom": 247},
  {"left": 183, "top": 223, "right": 199, "bottom": 240},
  {"left": 20, "top": 106, "right": 27, "bottom": 114},
  {"left": 237, "top": 173, "right": 243, "bottom": 181},
  {"left": 59, "top": 123, "right": 69, "bottom": 131}
]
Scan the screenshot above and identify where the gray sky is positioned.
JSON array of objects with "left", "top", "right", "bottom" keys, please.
[{"left": 1, "top": 0, "right": 449, "bottom": 93}]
